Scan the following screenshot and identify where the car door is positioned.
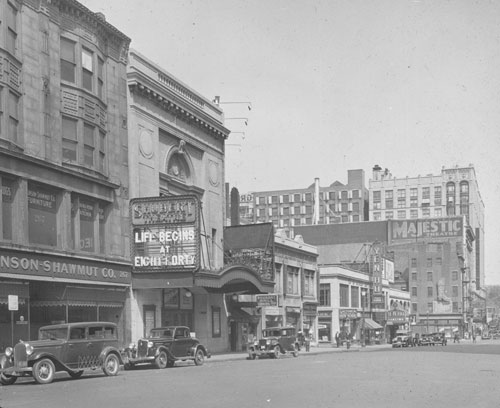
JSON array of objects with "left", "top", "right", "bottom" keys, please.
[
  {"left": 171, "top": 328, "right": 192, "bottom": 358},
  {"left": 86, "top": 325, "right": 106, "bottom": 367},
  {"left": 65, "top": 326, "right": 89, "bottom": 369}
]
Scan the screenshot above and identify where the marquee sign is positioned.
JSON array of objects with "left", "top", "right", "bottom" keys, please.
[
  {"left": 389, "top": 217, "right": 463, "bottom": 242},
  {"left": 130, "top": 195, "right": 200, "bottom": 273}
]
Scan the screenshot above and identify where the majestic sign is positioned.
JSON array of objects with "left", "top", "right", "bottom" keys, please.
[
  {"left": 130, "top": 195, "right": 200, "bottom": 273},
  {"left": 389, "top": 217, "right": 463, "bottom": 242}
]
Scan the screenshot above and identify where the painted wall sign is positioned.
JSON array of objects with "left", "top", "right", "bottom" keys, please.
[
  {"left": 0, "top": 250, "right": 131, "bottom": 285},
  {"left": 256, "top": 294, "right": 278, "bottom": 307},
  {"left": 130, "top": 195, "right": 200, "bottom": 273},
  {"left": 389, "top": 217, "right": 463, "bottom": 242}
]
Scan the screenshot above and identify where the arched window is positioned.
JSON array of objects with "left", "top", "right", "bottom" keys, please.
[
  {"left": 167, "top": 152, "right": 191, "bottom": 182},
  {"left": 446, "top": 182, "right": 455, "bottom": 216}
]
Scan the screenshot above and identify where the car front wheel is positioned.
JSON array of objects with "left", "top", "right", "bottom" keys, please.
[
  {"left": 194, "top": 349, "right": 205, "bottom": 366},
  {"left": 0, "top": 372, "right": 17, "bottom": 385},
  {"left": 155, "top": 351, "right": 168, "bottom": 369},
  {"left": 102, "top": 353, "right": 120, "bottom": 376},
  {"left": 33, "top": 358, "right": 56, "bottom": 384}
]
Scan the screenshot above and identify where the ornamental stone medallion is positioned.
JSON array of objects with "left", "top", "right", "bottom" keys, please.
[
  {"left": 139, "top": 129, "right": 154, "bottom": 159},
  {"left": 208, "top": 160, "right": 219, "bottom": 186}
]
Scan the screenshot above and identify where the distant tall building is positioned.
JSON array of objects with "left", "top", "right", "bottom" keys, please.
[
  {"left": 368, "top": 164, "right": 485, "bottom": 291},
  {"left": 239, "top": 169, "right": 368, "bottom": 231}
]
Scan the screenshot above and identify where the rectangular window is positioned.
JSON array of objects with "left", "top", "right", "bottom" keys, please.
[
  {"left": 8, "top": 91, "right": 19, "bottom": 143},
  {"left": 6, "top": 3, "right": 17, "bottom": 55},
  {"left": 79, "top": 198, "right": 95, "bottom": 252},
  {"left": 411, "top": 258, "right": 417, "bottom": 268},
  {"left": 319, "top": 284, "right": 330, "bottom": 306},
  {"left": 83, "top": 124, "right": 95, "bottom": 166},
  {"left": 411, "top": 272, "right": 417, "bottom": 281},
  {"left": 427, "top": 303, "right": 433, "bottom": 313},
  {"left": 1, "top": 178, "right": 13, "bottom": 240},
  {"left": 98, "top": 202, "right": 106, "bottom": 253},
  {"left": 397, "top": 210, "right": 406, "bottom": 219},
  {"left": 97, "top": 57, "right": 104, "bottom": 99},
  {"left": 211, "top": 307, "right": 221, "bottom": 337},
  {"left": 352, "top": 190, "right": 360, "bottom": 199},
  {"left": 339, "top": 284, "right": 349, "bottom": 307},
  {"left": 82, "top": 48, "right": 94, "bottom": 91},
  {"left": 427, "top": 286, "right": 433, "bottom": 297},
  {"left": 341, "top": 191, "right": 348, "bottom": 200},
  {"left": 62, "top": 116, "right": 78, "bottom": 162},
  {"left": 412, "top": 303, "right": 417, "bottom": 313},
  {"left": 98, "top": 131, "right": 106, "bottom": 173},
  {"left": 341, "top": 202, "right": 348, "bottom": 212},
  {"left": 304, "top": 271, "right": 315, "bottom": 296},
  {"left": 385, "top": 190, "right": 393, "bottom": 209},
  {"left": 305, "top": 193, "right": 312, "bottom": 202},
  {"left": 28, "top": 183, "right": 57, "bottom": 247},
  {"left": 411, "top": 287, "right": 417, "bottom": 297},
  {"left": 434, "top": 208, "right": 442, "bottom": 217},
  {"left": 373, "top": 212, "right": 381, "bottom": 221},
  {"left": 426, "top": 258, "right": 432, "bottom": 268},
  {"left": 452, "top": 286, "right": 459, "bottom": 297},
  {"left": 452, "top": 270, "right": 458, "bottom": 281},
  {"left": 410, "top": 209, "right": 418, "bottom": 218},
  {"left": 60, "top": 37, "right": 76, "bottom": 83},
  {"left": 351, "top": 286, "right": 359, "bottom": 308},
  {"left": 436, "top": 257, "right": 442, "bottom": 266},
  {"left": 352, "top": 202, "right": 359, "bottom": 212},
  {"left": 452, "top": 302, "right": 458, "bottom": 313},
  {"left": 352, "top": 215, "right": 359, "bottom": 222},
  {"left": 422, "top": 207, "right": 430, "bottom": 217},
  {"left": 434, "top": 186, "right": 442, "bottom": 205},
  {"left": 427, "top": 271, "right": 433, "bottom": 281},
  {"left": 385, "top": 211, "right": 393, "bottom": 219},
  {"left": 282, "top": 195, "right": 289, "bottom": 204},
  {"left": 422, "top": 187, "right": 430, "bottom": 199}
]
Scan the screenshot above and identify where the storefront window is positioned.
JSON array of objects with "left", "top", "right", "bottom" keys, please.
[
  {"left": 28, "top": 183, "right": 57, "bottom": 247},
  {"left": 318, "top": 319, "right": 331, "bottom": 342},
  {"left": 79, "top": 199, "right": 95, "bottom": 252},
  {"left": 1, "top": 178, "right": 13, "bottom": 240}
]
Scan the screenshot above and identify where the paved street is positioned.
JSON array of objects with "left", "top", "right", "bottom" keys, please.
[{"left": 1, "top": 340, "right": 499, "bottom": 408}]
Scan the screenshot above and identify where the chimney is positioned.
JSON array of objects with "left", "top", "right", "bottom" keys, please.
[{"left": 230, "top": 187, "right": 240, "bottom": 226}]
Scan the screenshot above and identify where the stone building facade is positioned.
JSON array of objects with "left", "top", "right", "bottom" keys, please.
[{"left": 0, "top": 0, "right": 131, "bottom": 349}]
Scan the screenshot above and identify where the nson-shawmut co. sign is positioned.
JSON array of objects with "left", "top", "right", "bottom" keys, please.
[{"left": 389, "top": 217, "right": 463, "bottom": 243}]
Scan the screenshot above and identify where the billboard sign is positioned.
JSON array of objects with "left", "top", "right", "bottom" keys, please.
[
  {"left": 130, "top": 195, "right": 200, "bottom": 273},
  {"left": 389, "top": 217, "right": 463, "bottom": 243},
  {"left": 256, "top": 294, "right": 278, "bottom": 307}
]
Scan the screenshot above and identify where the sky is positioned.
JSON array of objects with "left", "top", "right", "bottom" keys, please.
[{"left": 82, "top": 0, "right": 500, "bottom": 285}]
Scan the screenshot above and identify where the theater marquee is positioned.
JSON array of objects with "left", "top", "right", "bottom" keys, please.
[{"left": 130, "top": 195, "right": 200, "bottom": 273}]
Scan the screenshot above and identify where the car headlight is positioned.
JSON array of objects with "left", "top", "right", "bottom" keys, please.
[
  {"left": 25, "top": 344, "right": 34, "bottom": 356},
  {"left": 128, "top": 343, "right": 136, "bottom": 349},
  {"left": 147, "top": 341, "right": 154, "bottom": 348},
  {"left": 266, "top": 339, "right": 271, "bottom": 345},
  {"left": 5, "top": 347, "right": 13, "bottom": 357},
  {"left": 254, "top": 341, "right": 258, "bottom": 346}
]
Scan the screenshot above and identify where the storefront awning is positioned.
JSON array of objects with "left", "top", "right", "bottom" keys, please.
[{"left": 364, "top": 318, "right": 383, "bottom": 330}]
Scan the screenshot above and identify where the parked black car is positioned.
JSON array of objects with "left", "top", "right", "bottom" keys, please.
[
  {"left": 0, "top": 322, "right": 123, "bottom": 385},
  {"left": 247, "top": 326, "right": 300, "bottom": 359},
  {"left": 122, "top": 326, "right": 210, "bottom": 369}
]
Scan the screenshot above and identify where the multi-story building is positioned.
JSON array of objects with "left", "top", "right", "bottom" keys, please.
[
  {"left": 240, "top": 169, "right": 368, "bottom": 230},
  {"left": 224, "top": 225, "right": 319, "bottom": 349},
  {"left": 368, "top": 164, "right": 485, "bottom": 292},
  {"left": 0, "top": 0, "right": 131, "bottom": 349}
]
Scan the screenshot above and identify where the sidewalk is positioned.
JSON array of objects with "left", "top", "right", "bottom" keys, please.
[{"left": 209, "top": 342, "right": 391, "bottom": 363}]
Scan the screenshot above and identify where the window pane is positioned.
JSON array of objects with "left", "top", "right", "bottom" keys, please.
[
  {"left": 28, "top": 184, "right": 57, "bottom": 246},
  {"left": 61, "top": 60, "right": 76, "bottom": 83},
  {"left": 63, "top": 140, "right": 77, "bottom": 161},
  {"left": 79, "top": 199, "right": 95, "bottom": 252},
  {"left": 84, "top": 124, "right": 94, "bottom": 165},
  {"left": 82, "top": 49, "right": 93, "bottom": 71},
  {"left": 61, "top": 38, "right": 75, "bottom": 62},
  {"left": 82, "top": 69, "right": 93, "bottom": 91},
  {"left": 62, "top": 117, "right": 77, "bottom": 140}
]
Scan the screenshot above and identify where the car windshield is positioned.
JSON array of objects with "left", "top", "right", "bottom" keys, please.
[
  {"left": 39, "top": 328, "right": 68, "bottom": 340},
  {"left": 263, "top": 329, "right": 281, "bottom": 337},
  {"left": 149, "top": 329, "right": 173, "bottom": 338}
]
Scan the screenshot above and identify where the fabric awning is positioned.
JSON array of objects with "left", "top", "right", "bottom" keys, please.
[{"left": 364, "top": 318, "right": 383, "bottom": 330}]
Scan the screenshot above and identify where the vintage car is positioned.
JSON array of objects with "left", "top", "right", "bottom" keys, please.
[
  {"left": 418, "top": 334, "right": 436, "bottom": 346},
  {"left": 122, "top": 326, "right": 210, "bottom": 369},
  {"left": 0, "top": 322, "right": 123, "bottom": 385},
  {"left": 391, "top": 335, "right": 410, "bottom": 348},
  {"left": 247, "top": 326, "right": 300, "bottom": 359}
]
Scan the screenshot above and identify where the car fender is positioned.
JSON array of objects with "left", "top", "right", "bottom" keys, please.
[
  {"left": 155, "top": 345, "right": 174, "bottom": 360},
  {"left": 0, "top": 354, "right": 13, "bottom": 371},
  {"left": 191, "top": 344, "right": 209, "bottom": 357},
  {"left": 30, "top": 351, "right": 69, "bottom": 371},
  {"left": 99, "top": 347, "right": 123, "bottom": 365}
]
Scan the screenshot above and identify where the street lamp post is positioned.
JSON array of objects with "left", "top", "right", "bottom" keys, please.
[{"left": 361, "top": 289, "right": 366, "bottom": 347}]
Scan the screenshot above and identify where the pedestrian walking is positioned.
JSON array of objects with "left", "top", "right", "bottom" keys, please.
[
  {"left": 472, "top": 333, "right": 476, "bottom": 343},
  {"left": 335, "top": 332, "right": 340, "bottom": 348}
]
